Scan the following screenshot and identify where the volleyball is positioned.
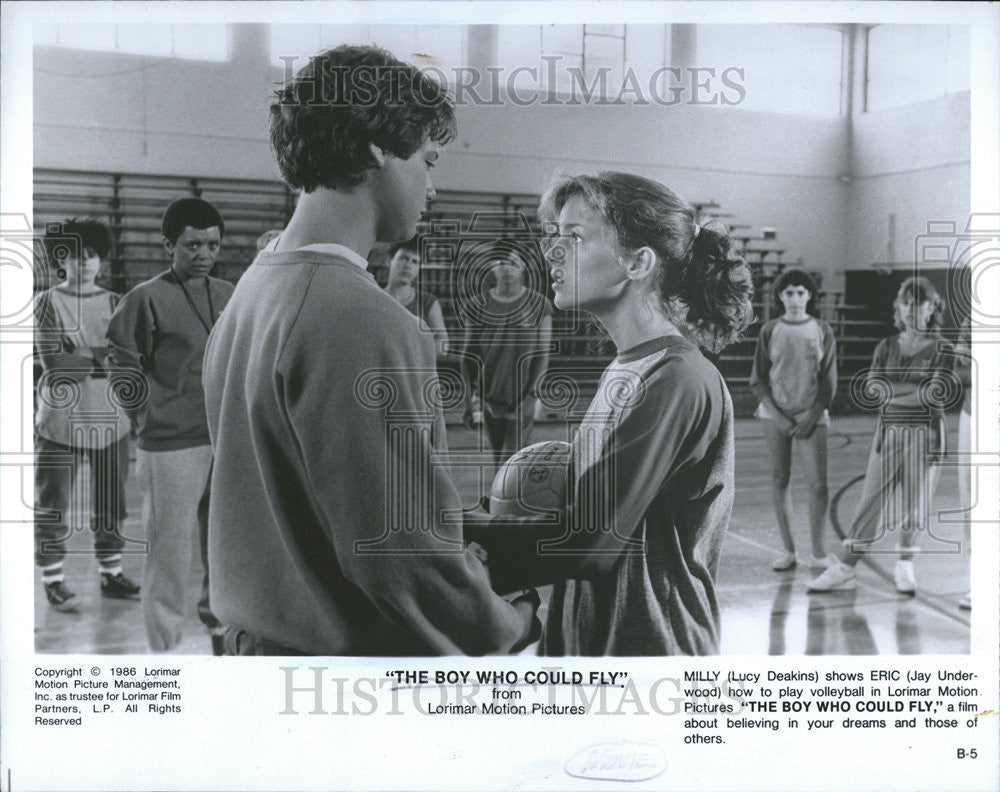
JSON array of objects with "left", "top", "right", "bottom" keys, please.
[{"left": 489, "top": 440, "right": 572, "bottom": 517}]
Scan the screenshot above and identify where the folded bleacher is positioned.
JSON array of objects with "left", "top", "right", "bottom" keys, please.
[{"left": 33, "top": 169, "right": 887, "bottom": 417}]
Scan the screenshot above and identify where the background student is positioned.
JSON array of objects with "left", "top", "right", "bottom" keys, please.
[
  {"left": 384, "top": 237, "right": 449, "bottom": 356},
  {"left": 750, "top": 269, "right": 837, "bottom": 572},
  {"left": 107, "top": 198, "right": 234, "bottom": 651},
  {"left": 34, "top": 219, "right": 139, "bottom": 611},
  {"left": 461, "top": 245, "right": 552, "bottom": 469},
  {"left": 809, "top": 277, "right": 957, "bottom": 595}
]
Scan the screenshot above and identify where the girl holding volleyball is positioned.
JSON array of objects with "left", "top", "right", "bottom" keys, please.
[{"left": 466, "top": 172, "right": 753, "bottom": 655}]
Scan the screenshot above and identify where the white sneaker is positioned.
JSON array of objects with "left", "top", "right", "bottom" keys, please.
[
  {"left": 894, "top": 560, "right": 916, "bottom": 594},
  {"left": 807, "top": 562, "right": 857, "bottom": 592},
  {"left": 959, "top": 592, "right": 971, "bottom": 610},
  {"left": 772, "top": 552, "right": 797, "bottom": 571},
  {"left": 810, "top": 553, "right": 837, "bottom": 569}
]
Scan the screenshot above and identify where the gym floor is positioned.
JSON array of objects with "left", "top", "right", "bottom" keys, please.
[{"left": 32, "top": 414, "right": 971, "bottom": 656}]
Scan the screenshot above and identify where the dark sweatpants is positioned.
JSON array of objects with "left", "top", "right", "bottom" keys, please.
[{"left": 34, "top": 435, "right": 130, "bottom": 567}]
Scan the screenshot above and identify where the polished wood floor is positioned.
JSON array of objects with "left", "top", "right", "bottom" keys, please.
[{"left": 33, "top": 415, "right": 971, "bottom": 655}]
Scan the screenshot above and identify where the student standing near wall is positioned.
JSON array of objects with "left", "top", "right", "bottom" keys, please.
[
  {"left": 461, "top": 245, "right": 553, "bottom": 470},
  {"left": 384, "top": 236, "right": 449, "bottom": 356},
  {"left": 809, "top": 277, "right": 958, "bottom": 595}
]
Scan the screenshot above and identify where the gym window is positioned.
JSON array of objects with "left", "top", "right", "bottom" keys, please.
[
  {"left": 498, "top": 24, "right": 667, "bottom": 100},
  {"left": 269, "top": 25, "right": 465, "bottom": 77},
  {"left": 865, "top": 25, "right": 970, "bottom": 112},
  {"left": 696, "top": 25, "right": 844, "bottom": 117},
  {"left": 34, "top": 24, "right": 231, "bottom": 62}
]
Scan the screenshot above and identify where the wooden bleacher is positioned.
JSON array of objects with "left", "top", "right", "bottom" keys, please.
[
  {"left": 690, "top": 202, "right": 891, "bottom": 413},
  {"left": 33, "top": 169, "right": 885, "bottom": 416},
  {"left": 34, "top": 169, "right": 293, "bottom": 292}
]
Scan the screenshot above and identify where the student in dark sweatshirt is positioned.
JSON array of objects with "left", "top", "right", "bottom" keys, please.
[{"left": 107, "top": 198, "right": 233, "bottom": 652}]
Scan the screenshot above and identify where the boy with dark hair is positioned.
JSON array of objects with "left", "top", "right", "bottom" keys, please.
[
  {"left": 35, "top": 219, "right": 139, "bottom": 610},
  {"left": 202, "top": 45, "right": 539, "bottom": 655},
  {"left": 107, "top": 197, "right": 234, "bottom": 651},
  {"left": 383, "top": 236, "right": 449, "bottom": 356},
  {"left": 161, "top": 198, "right": 225, "bottom": 244}
]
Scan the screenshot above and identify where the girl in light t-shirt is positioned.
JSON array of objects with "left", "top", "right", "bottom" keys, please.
[{"left": 750, "top": 269, "right": 837, "bottom": 572}]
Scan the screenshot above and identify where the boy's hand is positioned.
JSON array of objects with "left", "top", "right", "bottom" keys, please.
[
  {"left": 790, "top": 416, "right": 817, "bottom": 439},
  {"left": 776, "top": 414, "right": 797, "bottom": 436},
  {"left": 467, "top": 542, "right": 489, "bottom": 564},
  {"left": 790, "top": 407, "right": 822, "bottom": 439},
  {"left": 508, "top": 589, "right": 542, "bottom": 652}
]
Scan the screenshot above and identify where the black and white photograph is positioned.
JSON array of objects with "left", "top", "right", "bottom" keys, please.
[{"left": 1, "top": 2, "right": 998, "bottom": 790}]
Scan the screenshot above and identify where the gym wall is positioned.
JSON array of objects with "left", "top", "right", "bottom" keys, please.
[{"left": 33, "top": 24, "right": 970, "bottom": 291}]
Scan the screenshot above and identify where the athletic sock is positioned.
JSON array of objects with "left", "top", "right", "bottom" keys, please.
[
  {"left": 40, "top": 563, "right": 65, "bottom": 584},
  {"left": 98, "top": 554, "right": 123, "bottom": 577}
]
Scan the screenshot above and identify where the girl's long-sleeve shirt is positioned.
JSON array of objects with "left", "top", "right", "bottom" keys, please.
[
  {"left": 468, "top": 335, "right": 735, "bottom": 656},
  {"left": 866, "top": 333, "right": 958, "bottom": 456}
]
